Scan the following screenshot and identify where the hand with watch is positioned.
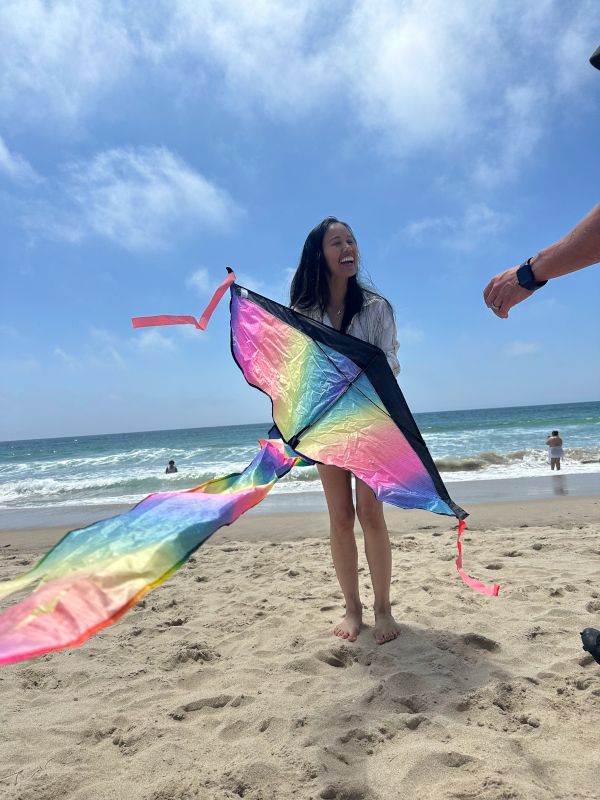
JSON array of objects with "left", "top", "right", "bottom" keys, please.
[{"left": 483, "top": 256, "right": 547, "bottom": 319}]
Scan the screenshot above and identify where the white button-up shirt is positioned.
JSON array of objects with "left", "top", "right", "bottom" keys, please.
[{"left": 295, "top": 294, "right": 401, "bottom": 376}]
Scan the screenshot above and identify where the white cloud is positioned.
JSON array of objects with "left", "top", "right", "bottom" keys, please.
[
  {"left": 134, "top": 329, "right": 176, "bottom": 352},
  {"left": 53, "top": 346, "right": 80, "bottom": 369},
  {"left": 90, "top": 327, "right": 117, "bottom": 343},
  {"left": 340, "top": 2, "right": 481, "bottom": 149},
  {"left": 397, "top": 322, "right": 424, "bottom": 344},
  {"left": 99, "top": 345, "right": 126, "bottom": 369},
  {"left": 404, "top": 217, "right": 448, "bottom": 240},
  {"left": 0, "top": 135, "right": 40, "bottom": 183},
  {"left": 32, "top": 147, "right": 239, "bottom": 250},
  {"left": 472, "top": 81, "right": 547, "bottom": 188},
  {"left": 235, "top": 271, "right": 269, "bottom": 295},
  {"left": 1, "top": 1, "right": 599, "bottom": 183},
  {"left": 504, "top": 340, "right": 541, "bottom": 357},
  {"left": 139, "top": 0, "right": 600, "bottom": 181},
  {"left": 186, "top": 268, "right": 211, "bottom": 296},
  {"left": 0, "top": 0, "right": 134, "bottom": 126},
  {"left": 58, "top": 328, "right": 179, "bottom": 370},
  {"left": 90, "top": 328, "right": 126, "bottom": 368},
  {"left": 404, "top": 203, "right": 510, "bottom": 250},
  {"left": 357, "top": 6, "right": 588, "bottom": 174}
]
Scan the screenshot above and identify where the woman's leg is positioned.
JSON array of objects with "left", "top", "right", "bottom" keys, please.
[
  {"left": 355, "top": 478, "right": 401, "bottom": 644},
  {"left": 318, "top": 464, "right": 362, "bottom": 641}
]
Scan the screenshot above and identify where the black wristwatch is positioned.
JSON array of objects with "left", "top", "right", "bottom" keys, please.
[{"left": 516, "top": 257, "right": 547, "bottom": 292}]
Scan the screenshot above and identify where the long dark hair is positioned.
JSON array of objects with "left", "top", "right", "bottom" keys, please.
[{"left": 290, "top": 217, "right": 371, "bottom": 333}]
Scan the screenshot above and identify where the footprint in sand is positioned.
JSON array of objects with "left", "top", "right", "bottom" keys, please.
[
  {"left": 110, "top": 725, "right": 148, "bottom": 755},
  {"left": 169, "top": 694, "right": 233, "bottom": 720},
  {"left": 338, "top": 728, "right": 378, "bottom": 747},
  {"left": 398, "top": 695, "right": 427, "bottom": 714},
  {"left": 439, "top": 751, "right": 475, "bottom": 768},
  {"left": 319, "top": 783, "right": 368, "bottom": 799},
  {"left": 160, "top": 617, "right": 188, "bottom": 628},
  {"left": 219, "top": 719, "right": 255, "bottom": 741},
  {"left": 462, "top": 632, "right": 500, "bottom": 652},
  {"left": 19, "top": 668, "right": 60, "bottom": 691},
  {"left": 315, "top": 646, "right": 356, "bottom": 669},
  {"left": 579, "top": 653, "right": 596, "bottom": 667},
  {"left": 163, "top": 640, "right": 220, "bottom": 670},
  {"left": 404, "top": 714, "right": 428, "bottom": 730},
  {"left": 80, "top": 723, "right": 118, "bottom": 744},
  {"left": 491, "top": 680, "right": 529, "bottom": 714}
]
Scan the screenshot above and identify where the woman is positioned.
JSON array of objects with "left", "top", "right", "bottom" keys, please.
[
  {"left": 290, "top": 217, "right": 401, "bottom": 645},
  {"left": 546, "top": 430, "right": 564, "bottom": 471}
]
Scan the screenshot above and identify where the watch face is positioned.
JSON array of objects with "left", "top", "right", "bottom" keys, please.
[
  {"left": 517, "top": 262, "right": 535, "bottom": 290},
  {"left": 517, "top": 261, "right": 547, "bottom": 291}
]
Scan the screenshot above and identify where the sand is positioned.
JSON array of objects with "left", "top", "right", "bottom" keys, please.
[{"left": 1, "top": 495, "right": 599, "bottom": 800}]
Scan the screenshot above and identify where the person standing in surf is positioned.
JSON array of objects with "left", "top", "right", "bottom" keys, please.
[{"left": 546, "top": 431, "right": 564, "bottom": 471}]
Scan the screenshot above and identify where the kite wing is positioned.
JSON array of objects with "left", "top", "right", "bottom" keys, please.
[{"left": 230, "top": 284, "right": 464, "bottom": 519}]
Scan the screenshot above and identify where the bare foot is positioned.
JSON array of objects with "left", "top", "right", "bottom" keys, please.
[
  {"left": 333, "top": 610, "right": 362, "bottom": 642},
  {"left": 373, "top": 611, "right": 401, "bottom": 645}
]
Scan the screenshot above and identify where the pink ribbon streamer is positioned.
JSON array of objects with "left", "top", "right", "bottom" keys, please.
[
  {"left": 132, "top": 269, "right": 236, "bottom": 331},
  {"left": 455, "top": 519, "right": 500, "bottom": 596}
]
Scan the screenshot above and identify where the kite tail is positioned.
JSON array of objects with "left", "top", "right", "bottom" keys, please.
[
  {"left": 131, "top": 268, "right": 236, "bottom": 331},
  {"left": 0, "top": 439, "right": 300, "bottom": 665},
  {"left": 455, "top": 519, "right": 500, "bottom": 597}
]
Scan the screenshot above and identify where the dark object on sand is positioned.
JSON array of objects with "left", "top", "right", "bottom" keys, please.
[{"left": 580, "top": 627, "right": 600, "bottom": 664}]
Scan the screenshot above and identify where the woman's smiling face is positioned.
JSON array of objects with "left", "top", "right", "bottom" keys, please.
[{"left": 322, "top": 222, "right": 358, "bottom": 281}]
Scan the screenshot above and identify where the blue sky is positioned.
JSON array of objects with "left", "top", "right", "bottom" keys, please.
[{"left": 1, "top": 1, "right": 599, "bottom": 441}]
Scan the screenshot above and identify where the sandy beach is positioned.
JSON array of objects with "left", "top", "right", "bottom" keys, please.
[{"left": 1, "top": 495, "right": 599, "bottom": 800}]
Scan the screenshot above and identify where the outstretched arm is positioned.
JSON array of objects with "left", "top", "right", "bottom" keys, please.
[{"left": 483, "top": 203, "right": 600, "bottom": 318}]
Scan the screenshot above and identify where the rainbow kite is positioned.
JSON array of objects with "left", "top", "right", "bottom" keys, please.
[{"left": 0, "top": 271, "right": 498, "bottom": 665}]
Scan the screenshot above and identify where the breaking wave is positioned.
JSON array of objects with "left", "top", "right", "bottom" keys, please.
[{"left": 435, "top": 447, "right": 600, "bottom": 479}]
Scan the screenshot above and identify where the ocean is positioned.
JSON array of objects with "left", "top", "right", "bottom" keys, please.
[{"left": 1, "top": 401, "right": 598, "bottom": 529}]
